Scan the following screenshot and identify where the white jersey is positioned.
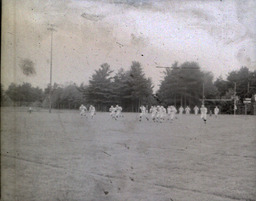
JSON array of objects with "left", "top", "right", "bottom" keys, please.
[
  {"left": 169, "top": 106, "right": 177, "bottom": 120},
  {"left": 160, "top": 107, "right": 167, "bottom": 118},
  {"left": 79, "top": 105, "right": 87, "bottom": 116},
  {"left": 214, "top": 107, "right": 219, "bottom": 115},
  {"left": 150, "top": 106, "right": 157, "bottom": 119},
  {"left": 89, "top": 106, "right": 96, "bottom": 117},
  {"left": 116, "top": 106, "right": 122, "bottom": 118},
  {"left": 109, "top": 106, "right": 114, "bottom": 112},
  {"left": 200, "top": 107, "right": 207, "bottom": 119},
  {"left": 79, "top": 105, "right": 87, "bottom": 111},
  {"left": 185, "top": 107, "right": 191, "bottom": 114},
  {"left": 139, "top": 106, "right": 149, "bottom": 121},
  {"left": 156, "top": 106, "right": 161, "bottom": 119},
  {"left": 194, "top": 106, "right": 199, "bottom": 115},
  {"left": 109, "top": 106, "right": 115, "bottom": 117},
  {"left": 140, "top": 106, "right": 147, "bottom": 114},
  {"left": 179, "top": 107, "right": 184, "bottom": 114}
]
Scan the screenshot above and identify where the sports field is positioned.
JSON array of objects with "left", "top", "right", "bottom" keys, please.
[{"left": 1, "top": 107, "right": 256, "bottom": 201}]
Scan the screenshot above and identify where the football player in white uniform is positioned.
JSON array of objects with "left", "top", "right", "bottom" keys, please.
[
  {"left": 139, "top": 105, "right": 149, "bottom": 121},
  {"left": 109, "top": 105, "right": 116, "bottom": 119},
  {"left": 200, "top": 105, "right": 207, "bottom": 124},
  {"left": 179, "top": 106, "right": 184, "bottom": 115},
  {"left": 169, "top": 106, "right": 177, "bottom": 121},
  {"left": 115, "top": 105, "right": 123, "bottom": 119},
  {"left": 193, "top": 105, "right": 199, "bottom": 115},
  {"left": 185, "top": 106, "right": 191, "bottom": 115},
  {"left": 89, "top": 105, "right": 96, "bottom": 119},
  {"left": 79, "top": 104, "right": 87, "bottom": 117},
  {"left": 214, "top": 106, "right": 220, "bottom": 118}
]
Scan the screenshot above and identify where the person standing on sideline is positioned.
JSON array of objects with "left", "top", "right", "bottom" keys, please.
[
  {"left": 28, "top": 107, "right": 33, "bottom": 113},
  {"left": 200, "top": 105, "right": 208, "bottom": 124}
]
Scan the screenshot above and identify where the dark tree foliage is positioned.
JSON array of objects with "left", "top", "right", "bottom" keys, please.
[
  {"left": 3, "top": 62, "right": 256, "bottom": 114},
  {"left": 157, "top": 62, "right": 217, "bottom": 107},
  {"left": 5, "top": 83, "right": 43, "bottom": 106},
  {"left": 125, "top": 61, "right": 154, "bottom": 111},
  {"left": 84, "top": 63, "right": 114, "bottom": 111},
  {"left": 0, "top": 84, "right": 13, "bottom": 106},
  {"left": 226, "top": 67, "right": 256, "bottom": 100},
  {"left": 213, "top": 67, "right": 256, "bottom": 114},
  {"left": 83, "top": 62, "right": 154, "bottom": 112},
  {"left": 214, "top": 76, "right": 229, "bottom": 98},
  {"left": 43, "top": 83, "right": 83, "bottom": 109}
]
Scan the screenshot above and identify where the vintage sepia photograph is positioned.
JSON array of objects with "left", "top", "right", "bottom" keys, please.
[{"left": 1, "top": 0, "right": 256, "bottom": 200}]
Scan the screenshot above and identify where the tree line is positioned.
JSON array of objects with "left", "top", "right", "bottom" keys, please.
[{"left": 1, "top": 61, "right": 256, "bottom": 113}]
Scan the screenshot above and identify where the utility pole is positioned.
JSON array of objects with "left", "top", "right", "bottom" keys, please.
[
  {"left": 47, "top": 25, "right": 56, "bottom": 113},
  {"left": 202, "top": 82, "right": 205, "bottom": 105},
  {"left": 234, "top": 82, "right": 236, "bottom": 116}
]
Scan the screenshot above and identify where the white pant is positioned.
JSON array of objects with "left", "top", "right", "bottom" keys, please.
[
  {"left": 201, "top": 113, "right": 207, "bottom": 119},
  {"left": 170, "top": 112, "right": 175, "bottom": 120}
]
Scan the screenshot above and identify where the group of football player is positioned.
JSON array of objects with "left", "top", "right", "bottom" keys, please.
[{"left": 79, "top": 104, "right": 220, "bottom": 124}]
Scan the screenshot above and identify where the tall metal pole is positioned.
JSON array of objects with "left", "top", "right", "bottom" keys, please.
[
  {"left": 234, "top": 82, "right": 236, "bottom": 116},
  {"left": 49, "top": 30, "right": 53, "bottom": 113},
  {"left": 202, "top": 82, "right": 205, "bottom": 105},
  {"left": 48, "top": 25, "right": 56, "bottom": 113}
]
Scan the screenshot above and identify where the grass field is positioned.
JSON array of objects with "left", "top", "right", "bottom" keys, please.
[{"left": 1, "top": 107, "right": 256, "bottom": 201}]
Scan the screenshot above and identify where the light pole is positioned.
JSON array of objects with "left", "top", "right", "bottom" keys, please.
[
  {"left": 202, "top": 82, "right": 205, "bottom": 105},
  {"left": 47, "top": 25, "right": 56, "bottom": 113},
  {"left": 234, "top": 82, "right": 237, "bottom": 116}
]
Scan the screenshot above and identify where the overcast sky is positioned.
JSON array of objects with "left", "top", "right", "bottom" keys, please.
[{"left": 2, "top": 0, "right": 256, "bottom": 91}]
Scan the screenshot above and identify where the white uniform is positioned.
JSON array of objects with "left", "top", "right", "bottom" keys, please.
[
  {"left": 167, "top": 106, "right": 171, "bottom": 118},
  {"left": 109, "top": 106, "right": 115, "bottom": 118},
  {"left": 160, "top": 106, "right": 167, "bottom": 121},
  {"left": 150, "top": 106, "right": 157, "bottom": 121},
  {"left": 193, "top": 106, "right": 199, "bottom": 115},
  {"left": 79, "top": 105, "right": 87, "bottom": 116},
  {"left": 200, "top": 105, "right": 207, "bottom": 123},
  {"left": 139, "top": 105, "right": 149, "bottom": 121},
  {"left": 185, "top": 106, "right": 191, "bottom": 115},
  {"left": 179, "top": 107, "right": 184, "bottom": 115},
  {"left": 156, "top": 106, "right": 161, "bottom": 121},
  {"left": 170, "top": 106, "right": 177, "bottom": 120},
  {"left": 115, "top": 105, "right": 122, "bottom": 119},
  {"left": 214, "top": 106, "right": 219, "bottom": 117},
  {"left": 89, "top": 105, "right": 96, "bottom": 118}
]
